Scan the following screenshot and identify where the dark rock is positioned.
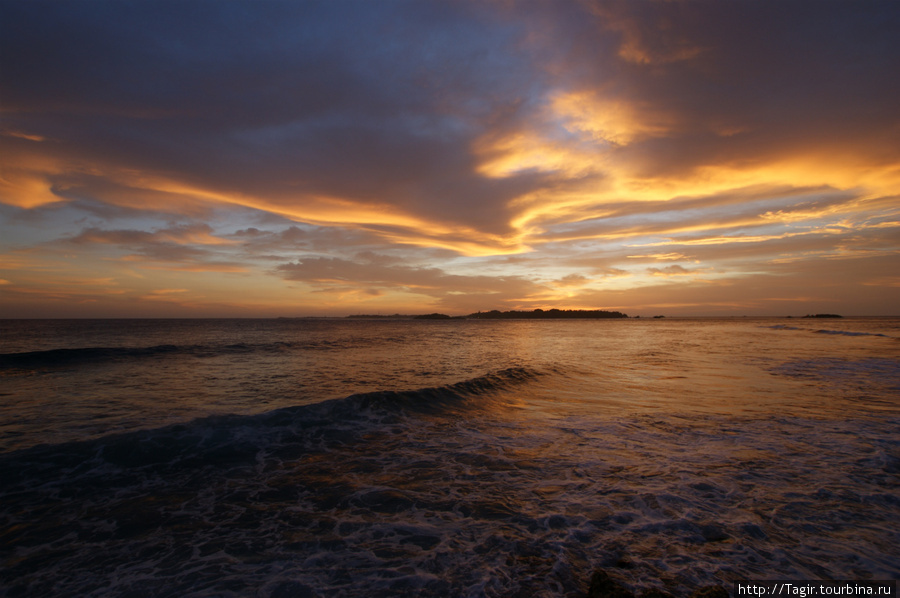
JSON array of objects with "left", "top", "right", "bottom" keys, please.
[
  {"left": 699, "top": 523, "right": 730, "bottom": 542},
  {"left": 587, "top": 569, "right": 635, "bottom": 598},
  {"left": 611, "top": 513, "right": 635, "bottom": 524},
  {"left": 690, "top": 482, "right": 721, "bottom": 494},
  {"left": 614, "top": 557, "right": 635, "bottom": 569},
  {"left": 586, "top": 568, "right": 729, "bottom": 598},
  {"left": 270, "top": 581, "right": 319, "bottom": 598},
  {"left": 547, "top": 514, "right": 568, "bottom": 529},
  {"left": 688, "top": 586, "right": 730, "bottom": 598}
]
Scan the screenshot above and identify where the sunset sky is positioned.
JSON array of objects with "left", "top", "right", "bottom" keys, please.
[{"left": 2, "top": 1, "right": 899, "bottom": 317}]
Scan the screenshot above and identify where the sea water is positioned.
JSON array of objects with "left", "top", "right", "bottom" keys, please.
[{"left": 1, "top": 317, "right": 898, "bottom": 597}]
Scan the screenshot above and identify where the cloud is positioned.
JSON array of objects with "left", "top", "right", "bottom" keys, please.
[
  {"left": 554, "top": 274, "right": 589, "bottom": 287},
  {"left": 647, "top": 265, "right": 695, "bottom": 277},
  {"left": 276, "top": 254, "right": 541, "bottom": 308},
  {"left": 1, "top": 0, "right": 898, "bottom": 316},
  {"left": 3, "top": 130, "right": 46, "bottom": 142},
  {"left": 141, "top": 288, "right": 189, "bottom": 300},
  {"left": 70, "top": 224, "right": 233, "bottom": 247},
  {"left": 628, "top": 253, "right": 690, "bottom": 261},
  {"left": 5, "top": 2, "right": 898, "bottom": 243},
  {"left": 65, "top": 224, "right": 248, "bottom": 271},
  {"left": 0, "top": 0, "right": 555, "bottom": 249}
]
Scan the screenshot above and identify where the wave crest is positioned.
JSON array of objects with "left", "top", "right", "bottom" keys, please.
[
  {"left": 0, "top": 367, "right": 548, "bottom": 478},
  {"left": 0, "top": 340, "right": 353, "bottom": 371}
]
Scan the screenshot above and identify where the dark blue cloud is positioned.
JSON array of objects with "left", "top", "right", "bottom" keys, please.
[{"left": 2, "top": 0, "right": 556, "bottom": 231}]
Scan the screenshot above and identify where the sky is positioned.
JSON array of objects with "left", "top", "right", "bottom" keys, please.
[{"left": 1, "top": 0, "right": 899, "bottom": 318}]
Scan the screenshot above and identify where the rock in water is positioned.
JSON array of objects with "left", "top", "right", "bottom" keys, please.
[
  {"left": 688, "top": 586, "right": 730, "bottom": 598},
  {"left": 585, "top": 569, "right": 729, "bottom": 598},
  {"left": 587, "top": 570, "right": 635, "bottom": 598}
]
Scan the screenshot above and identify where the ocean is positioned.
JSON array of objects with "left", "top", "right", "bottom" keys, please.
[{"left": 1, "top": 317, "right": 898, "bottom": 597}]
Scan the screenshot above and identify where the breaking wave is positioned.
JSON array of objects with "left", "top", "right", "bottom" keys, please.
[
  {"left": 0, "top": 340, "right": 365, "bottom": 371},
  {"left": 0, "top": 366, "right": 545, "bottom": 478}
]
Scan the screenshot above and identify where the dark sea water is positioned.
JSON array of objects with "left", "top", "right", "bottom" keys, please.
[{"left": 1, "top": 318, "right": 898, "bottom": 597}]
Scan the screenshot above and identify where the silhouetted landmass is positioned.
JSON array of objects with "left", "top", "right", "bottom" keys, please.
[
  {"left": 343, "top": 309, "right": 629, "bottom": 320},
  {"left": 802, "top": 313, "right": 842, "bottom": 318},
  {"left": 347, "top": 309, "right": 628, "bottom": 320},
  {"left": 467, "top": 308, "right": 628, "bottom": 319}
]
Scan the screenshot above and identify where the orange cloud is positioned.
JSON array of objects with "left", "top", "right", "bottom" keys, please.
[
  {"left": 0, "top": 171, "right": 64, "bottom": 209},
  {"left": 4, "top": 130, "right": 46, "bottom": 142},
  {"left": 551, "top": 90, "right": 675, "bottom": 146}
]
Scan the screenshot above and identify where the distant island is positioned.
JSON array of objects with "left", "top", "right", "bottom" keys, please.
[
  {"left": 467, "top": 309, "right": 628, "bottom": 319},
  {"left": 802, "top": 313, "right": 843, "bottom": 318},
  {"left": 348, "top": 309, "right": 629, "bottom": 320},
  {"left": 346, "top": 314, "right": 410, "bottom": 319}
]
